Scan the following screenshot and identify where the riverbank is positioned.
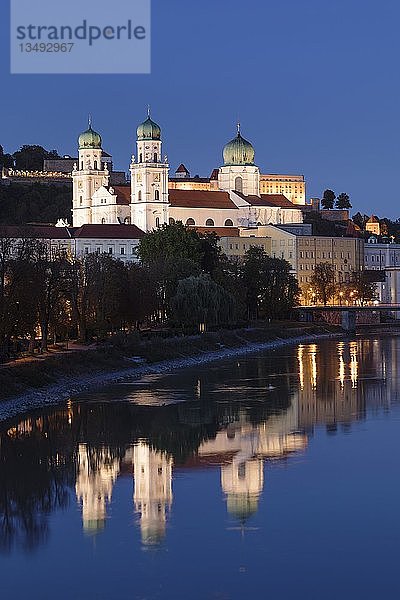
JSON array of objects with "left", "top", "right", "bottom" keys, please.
[{"left": 0, "top": 323, "right": 342, "bottom": 421}]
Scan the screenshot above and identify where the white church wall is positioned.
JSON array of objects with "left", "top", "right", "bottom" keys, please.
[{"left": 170, "top": 207, "right": 239, "bottom": 227}]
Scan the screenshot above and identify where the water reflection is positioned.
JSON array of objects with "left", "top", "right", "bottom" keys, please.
[
  {"left": 0, "top": 336, "right": 398, "bottom": 555},
  {"left": 76, "top": 445, "right": 120, "bottom": 534}
]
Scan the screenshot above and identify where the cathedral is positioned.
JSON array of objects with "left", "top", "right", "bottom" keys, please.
[{"left": 72, "top": 112, "right": 305, "bottom": 231}]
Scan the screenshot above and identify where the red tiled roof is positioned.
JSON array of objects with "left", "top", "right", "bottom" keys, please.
[
  {"left": 169, "top": 189, "right": 237, "bottom": 209},
  {"left": 169, "top": 177, "right": 210, "bottom": 183},
  {"left": 113, "top": 186, "right": 131, "bottom": 205},
  {"left": 72, "top": 224, "right": 145, "bottom": 239},
  {"left": 0, "top": 225, "right": 71, "bottom": 239},
  {"left": 233, "top": 191, "right": 297, "bottom": 208},
  {"left": 261, "top": 194, "right": 297, "bottom": 208},
  {"left": 189, "top": 226, "right": 240, "bottom": 237},
  {"left": 176, "top": 163, "right": 189, "bottom": 174}
]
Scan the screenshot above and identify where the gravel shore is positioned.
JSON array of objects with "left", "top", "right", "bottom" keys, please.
[{"left": 0, "top": 331, "right": 341, "bottom": 422}]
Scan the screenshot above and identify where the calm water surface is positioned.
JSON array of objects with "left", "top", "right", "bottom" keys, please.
[{"left": 1, "top": 336, "right": 400, "bottom": 599}]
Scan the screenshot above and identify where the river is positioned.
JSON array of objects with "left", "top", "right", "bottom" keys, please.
[{"left": 0, "top": 336, "right": 399, "bottom": 599}]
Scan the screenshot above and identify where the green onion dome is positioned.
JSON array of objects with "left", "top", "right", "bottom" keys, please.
[
  {"left": 137, "top": 113, "right": 161, "bottom": 141},
  {"left": 223, "top": 125, "right": 255, "bottom": 166},
  {"left": 78, "top": 124, "right": 102, "bottom": 150}
]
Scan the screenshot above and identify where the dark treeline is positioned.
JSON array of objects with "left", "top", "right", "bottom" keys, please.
[
  {"left": 1, "top": 222, "right": 300, "bottom": 360},
  {"left": 0, "top": 183, "right": 71, "bottom": 225},
  {"left": 0, "top": 144, "right": 61, "bottom": 171}
]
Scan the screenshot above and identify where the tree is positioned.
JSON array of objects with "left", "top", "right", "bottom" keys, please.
[
  {"left": 137, "top": 222, "right": 203, "bottom": 265},
  {"left": 350, "top": 271, "right": 377, "bottom": 306},
  {"left": 241, "top": 246, "right": 299, "bottom": 320},
  {"left": 352, "top": 212, "right": 369, "bottom": 230},
  {"left": 321, "top": 189, "right": 336, "bottom": 210},
  {"left": 0, "top": 145, "right": 14, "bottom": 170},
  {"left": 0, "top": 183, "right": 71, "bottom": 225},
  {"left": 13, "top": 145, "right": 60, "bottom": 171},
  {"left": 310, "top": 262, "right": 336, "bottom": 305},
  {"left": 171, "top": 274, "right": 236, "bottom": 330},
  {"left": 335, "top": 193, "right": 352, "bottom": 209},
  {"left": 27, "top": 241, "right": 69, "bottom": 351}
]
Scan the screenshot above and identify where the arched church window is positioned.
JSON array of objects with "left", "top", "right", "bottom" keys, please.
[
  {"left": 169, "top": 218, "right": 175, "bottom": 225},
  {"left": 139, "top": 153, "right": 143, "bottom": 163},
  {"left": 154, "top": 189, "right": 160, "bottom": 201},
  {"left": 156, "top": 217, "right": 160, "bottom": 228},
  {"left": 124, "top": 217, "right": 130, "bottom": 224},
  {"left": 224, "top": 219, "right": 233, "bottom": 226},
  {"left": 101, "top": 218, "right": 106, "bottom": 224},
  {"left": 235, "top": 177, "right": 243, "bottom": 193},
  {"left": 186, "top": 218, "right": 195, "bottom": 226},
  {"left": 205, "top": 218, "right": 215, "bottom": 226},
  {"left": 138, "top": 190, "right": 142, "bottom": 201},
  {"left": 154, "top": 153, "right": 158, "bottom": 163},
  {"left": 94, "top": 160, "right": 98, "bottom": 170}
]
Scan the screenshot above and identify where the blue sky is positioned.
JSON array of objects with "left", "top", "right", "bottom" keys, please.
[{"left": 1, "top": 0, "right": 399, "bottom": 217}]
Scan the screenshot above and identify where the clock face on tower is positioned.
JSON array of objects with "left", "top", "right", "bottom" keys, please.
[
  {"left": 78, "top": 182, "right": 83, "bottom": 189},
  {"left": 154, "top": 174, "right": 160, "bottom": 182}
]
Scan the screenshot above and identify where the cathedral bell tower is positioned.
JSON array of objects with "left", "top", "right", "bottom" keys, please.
[
  {"left": 72, "top": 119, "right": 109, "bottom": 227},
  {"left": 130, "top": 109, "right": 169, "bottom": 231}
]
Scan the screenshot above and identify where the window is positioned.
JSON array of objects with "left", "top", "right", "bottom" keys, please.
[
  {"left": 156, "top": 217, "right": 160, "bottom": 228},
  {"left": 96, "top": 247, "right": 101, "bottom": 254},
  {"left": 139, "top": 153, "right": 143, "bottom": 162},
  {"left": 81, "top": 162, "right": 84, "bottom": 170},
  {"left": 84, "top": 247, "right": 89, "bottom": 255},
  {"left": 138, "top": 190, "right": 142, "bottom": 201},
  {"left": 154, "top": 189, "right": 160, "bottom": 201},
  {"left": 120, "top": 247, "right": 126, "bottom": 255},
  {"left": 154, "top": 153, "right": 158, "bottom": 163},
  {"left": 108, "top": 247, "right": 113, "bottom": 255},
  {"left": 234, "top": 177, "right": 243, "bottom": 193},
  {"left": 101, "top": 218, "right": 106, "bottom": 224},
  {"left": 186, "top": 218, "right": 195, "bottom": 226},
  {"left": 124, "top": 217, "right": 130, "bottom": 224},
  {"left": 79, "top": 196, "right": 83, "bottom": 206},
  {"left": 205, "top": 218, "right": 214, "bottom": 226},
  {"left": 225, "top": 219, "right": 234, "bottom": 226},
  {"left": 94, "top": 160, "right": 98, "bottom": 170},
  {"left": 169, "top": 218, "right": 175, "bottom": 225}
]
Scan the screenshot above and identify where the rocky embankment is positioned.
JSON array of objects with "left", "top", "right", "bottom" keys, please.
[{"left": 0, "top": 324, "right": 342, "bottom": 422}]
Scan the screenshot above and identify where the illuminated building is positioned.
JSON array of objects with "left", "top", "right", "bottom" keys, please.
[{"left": 72, "top": 114, "right": 305, "bottom": 229}]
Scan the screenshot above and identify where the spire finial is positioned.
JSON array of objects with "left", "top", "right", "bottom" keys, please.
[
  {"left": 88, "top": 114, "right": 92, "bottom": 129},
  {"left": 147, "top": 105, "right": 151, "bottom": 118},
  {"left": 237, "top": 121, "right": 241, "bottom": 135}
]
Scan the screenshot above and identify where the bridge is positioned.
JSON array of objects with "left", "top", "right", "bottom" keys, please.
[{"left": 295, "top": 304, "right": 400, "bottom": 332}]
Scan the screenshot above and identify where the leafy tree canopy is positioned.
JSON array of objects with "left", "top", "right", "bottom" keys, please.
[
  {"left": 335, "top": 192, "right": 351, "bottom": 209},
  {"left": 137, "top": 221, "right": 221, "bottom": 275},
  {"left": 310, "top": 262, "right": 336, "bottom": 305},
  {"left": 321, "top": 189, "right": 336, "bottom": 210},
  {"left": 13, "top": 145, "right": 60, "bottom": 171}
]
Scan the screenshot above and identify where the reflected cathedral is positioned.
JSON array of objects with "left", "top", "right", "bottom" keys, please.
[{"left": 0, "top": 336, "right": 399, "bottom": 552}]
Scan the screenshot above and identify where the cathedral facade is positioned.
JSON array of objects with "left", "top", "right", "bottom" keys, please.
[{"left": 72, "top": 113, "right": 305, "bottom": 231}]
